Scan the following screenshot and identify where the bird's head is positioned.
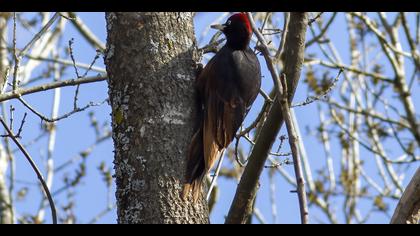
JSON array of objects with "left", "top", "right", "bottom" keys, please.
[{"left": 211, "top": 12, "right": 252, "bottom": 50}]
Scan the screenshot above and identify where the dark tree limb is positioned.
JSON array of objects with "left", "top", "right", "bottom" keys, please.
[{"left": 391, "top": 168, "right": 420, "bottom": 224}]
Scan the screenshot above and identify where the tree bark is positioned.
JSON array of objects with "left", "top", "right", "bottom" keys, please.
[
  {"left": 226, "top": 12, "right": 308, "bottom": 224},
  {"left": 391, "top": 168, "right": 420, "bottom": 224},
  {"left": 0, "top": 147, "right": 13, "bottom": 224},
  {"left": 105, "top": 12, "right": 209, "bottom": 224},
  {"left": 0, "top": 14, "right": 9, "bottom": 92},
  {"left": 0, "top": 13, "right": 13, "bottom": 225}
]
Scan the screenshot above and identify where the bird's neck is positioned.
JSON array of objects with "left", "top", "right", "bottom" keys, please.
[{"left": 226, "top": 37, "right": 251, "bottom": 51}]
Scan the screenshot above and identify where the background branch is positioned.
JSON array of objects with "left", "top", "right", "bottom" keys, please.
[{"left": 0, "top": 116, "right": 57, "bottom": 224}]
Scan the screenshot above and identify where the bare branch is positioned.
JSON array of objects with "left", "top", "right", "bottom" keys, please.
[
  {"left": 292, "top": 68, "right": 342, "bottom": 107},
  {"left": 306, "top": 13, "right": 336, "bottom": 47},
  {"left": 66, "top": 12, "right": 106, "bottom": 51},
  {"left": 0, "top": 116, "right": 57, "bottom": 224},
  {"left": 0, "top": 75, "right": 107, "bottom": 103},
  {"left": 18, "top": 96, "right": 107, "bottom": 123},
  {"left": 308, "top": 12, "right": 324, "bottom": 25},
  {"left": 206, "top": 150, "right": 225, "bottom": 201},
  {"left": 391, "top": 168, "right": 420, "bottom": 224}
]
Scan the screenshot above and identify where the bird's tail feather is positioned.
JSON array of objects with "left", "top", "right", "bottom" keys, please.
[{"left": 183, "top": 126, "right": 206, "bottom": 202}]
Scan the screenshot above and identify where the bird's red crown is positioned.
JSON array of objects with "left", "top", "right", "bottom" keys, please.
[{"left": 228, "top": 12, "right": 252, "bottom": 36}]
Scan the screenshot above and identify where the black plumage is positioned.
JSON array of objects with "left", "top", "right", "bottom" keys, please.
[{"left": 184, "top": 13, "right": 261, "bottom": 201}]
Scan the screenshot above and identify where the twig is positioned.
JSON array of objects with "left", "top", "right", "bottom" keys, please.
[
  {"left": 67, "top": 12, "right": 106, "bottom": 51},
  {"left": 18, "top": 96, "right": 107, "bottom": 123},
  {"left": 306, "top": 12, "right": 337, "bottom": 47},
  {"left": 254, "top": 12, "right": 271, "bottom": 54},
  {"left": 278, "top": 73, "right": 309, "bottom": 224},
  {"left": 330, "top": 108, "right": 410, "bottom": 165},
  {"left": 15, "top": 113, "right": 27, "bottom": 138},
  {"left": 0, "top": 75, "right": 107, "bottom": 103},
  {"left": 12, "top": 13, "right": 18, "bottom": 91},
  {"left": 308, "top": 12, "right": 324, "bottom": 25},
  {"left": 253, "top": 207, "right": 267, "bottom": 224},
  {"left": 88, "top": 204, "right": 115, "bottom": 224},
  {"left": 234, "top": 136, "right": 247, "bottom": 167},
  {"left": 327, "top": 99, "right": 410, "bottom": 129},
  {"left": 0, "top": 116, "right": 57, "bottom": 224},
  {"left": 264, "top": 158, "right": 292, "bottom": 168},
  {"left": 304, "top": 58, "right": 393, "bottom": 83},
  {"left": 0, "top": 111, "right": 27, "bottom": 139},
  {"left": 206, "top": 150, "right": 225, "bottom": 201},
  {"left": 199, "top": 38, "right": 225, "bottom": 54},
  {"left": 18, "top": 13, "right": 60, "bottom": 59},
  {"left": 237, "top": 96, "right": 271, "bottom": 137},
  {"left": 68, "top": 38, "right": 80, "bottom": 78},
  {"left": 275, "top": 12, "right": 290, "bottom": 60},
  {"left": 292, "top": 68, "right": 342, "bottom": 107},
  {"left": 400, "top": 12, "right": 420, "bottom": 72},
  {"left": 21, "top": 53, "right": 106, "bottom": 74},
  {"left": 351, "top": 12, "right": 411, "bottom": 58},
  {"left": 9, "top": 105, "right": 14, "bottom": 131}
]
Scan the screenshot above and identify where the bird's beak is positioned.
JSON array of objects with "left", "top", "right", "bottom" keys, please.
[{"left": 210, "top": 24, "right": 226, "bottom": 31}]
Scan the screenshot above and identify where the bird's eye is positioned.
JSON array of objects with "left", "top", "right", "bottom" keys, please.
[{"left": 226, "top": 20, "right": 232, "bottom": 25}]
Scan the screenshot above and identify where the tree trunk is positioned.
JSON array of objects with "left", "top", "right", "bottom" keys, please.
[
  {"left": 0, "top": 13, "right": 13, "bottom": 225},
  {"left": 105, "top": 12, "right": 209, "bottom": 224},
  {"left": 391, "top": 168, "right": 420, "bottom": 224},
  {"left": 0, "top": 147, "right": 13, "bottom": 224}
]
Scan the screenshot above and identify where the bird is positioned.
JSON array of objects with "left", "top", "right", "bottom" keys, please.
[{"left": 183, "top": 13, "right": 261, "bottom": 202}]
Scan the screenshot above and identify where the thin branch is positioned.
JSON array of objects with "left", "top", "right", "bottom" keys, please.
[
  {"left": 330, "top": 108, "right": 413, "bottom": 165},
  {"left": 18, "top": 96, "right": 107, "bottom": 123},
  {"left": 400, "top": 12, "right": 420, "bottom": 72},
  {"left": 12, "top": 13, "right": 18, "bottom": 91},
  {"left": 0, "top": 116, "right": 57, "bottom": 224},
  {"left": 66, "top": 12, "right": 106, "bottom": 51},
  {"left": 15, "top": 112, "right": 27, "bottom": 138},
  {"left": 22, "top": 53, "right": 106, "bottom": 74},
  {"left": 18, "top": 13, "right": 60, "bottom": 59},
  {"left": 278, "top": 73, "right": 309, "bottom": 224},
  {"left": 304, "top": 58, "right": 393, "bottom": 83},
  {"left": 68, "top": 38, "right": 81, "bottom": 78},
  {"left": 87, "top": 204, "right": 115, "bottom": 224},
  {"left": 275, "top": 12, "right": 290, "bottom": 60},
  {"left": 351, "top": 12, "right": 411, "bottom": 58},
  {"left": 0, "top": 74, "right": 107, "bottom": 103},
  {"left": 308, "top": 12, "right": 324, "bottom": 25},
  {"left": 293, "top": 68, "right": 342, "bottom": 107},
  {"left": 206, "top": 150, "right": 225, "bottom": 201},
  {"left": 327, "top": 99, "right": 410, "bottom": 129},
  {"left": 306, "top": 12, "right": 336, "bottom": 47}
]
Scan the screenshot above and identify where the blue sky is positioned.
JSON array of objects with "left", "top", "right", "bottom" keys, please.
[{"left": 5, "top": 12, "right": 419, "bottom": 224}]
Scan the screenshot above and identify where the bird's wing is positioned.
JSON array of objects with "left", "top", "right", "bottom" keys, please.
[
  {"left": 197, "top": 48, "right": 247, "bottom": 173},
  {"left": 233, "top": 48, "right": 262, "bottom": 110}
]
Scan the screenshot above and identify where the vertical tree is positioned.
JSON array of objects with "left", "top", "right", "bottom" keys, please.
[
  {"left": 105, "top": 12, "right": 209, "bottom": 224},
  {"left": 0, "top": 13, "right": 12, "bottom": 225}
]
